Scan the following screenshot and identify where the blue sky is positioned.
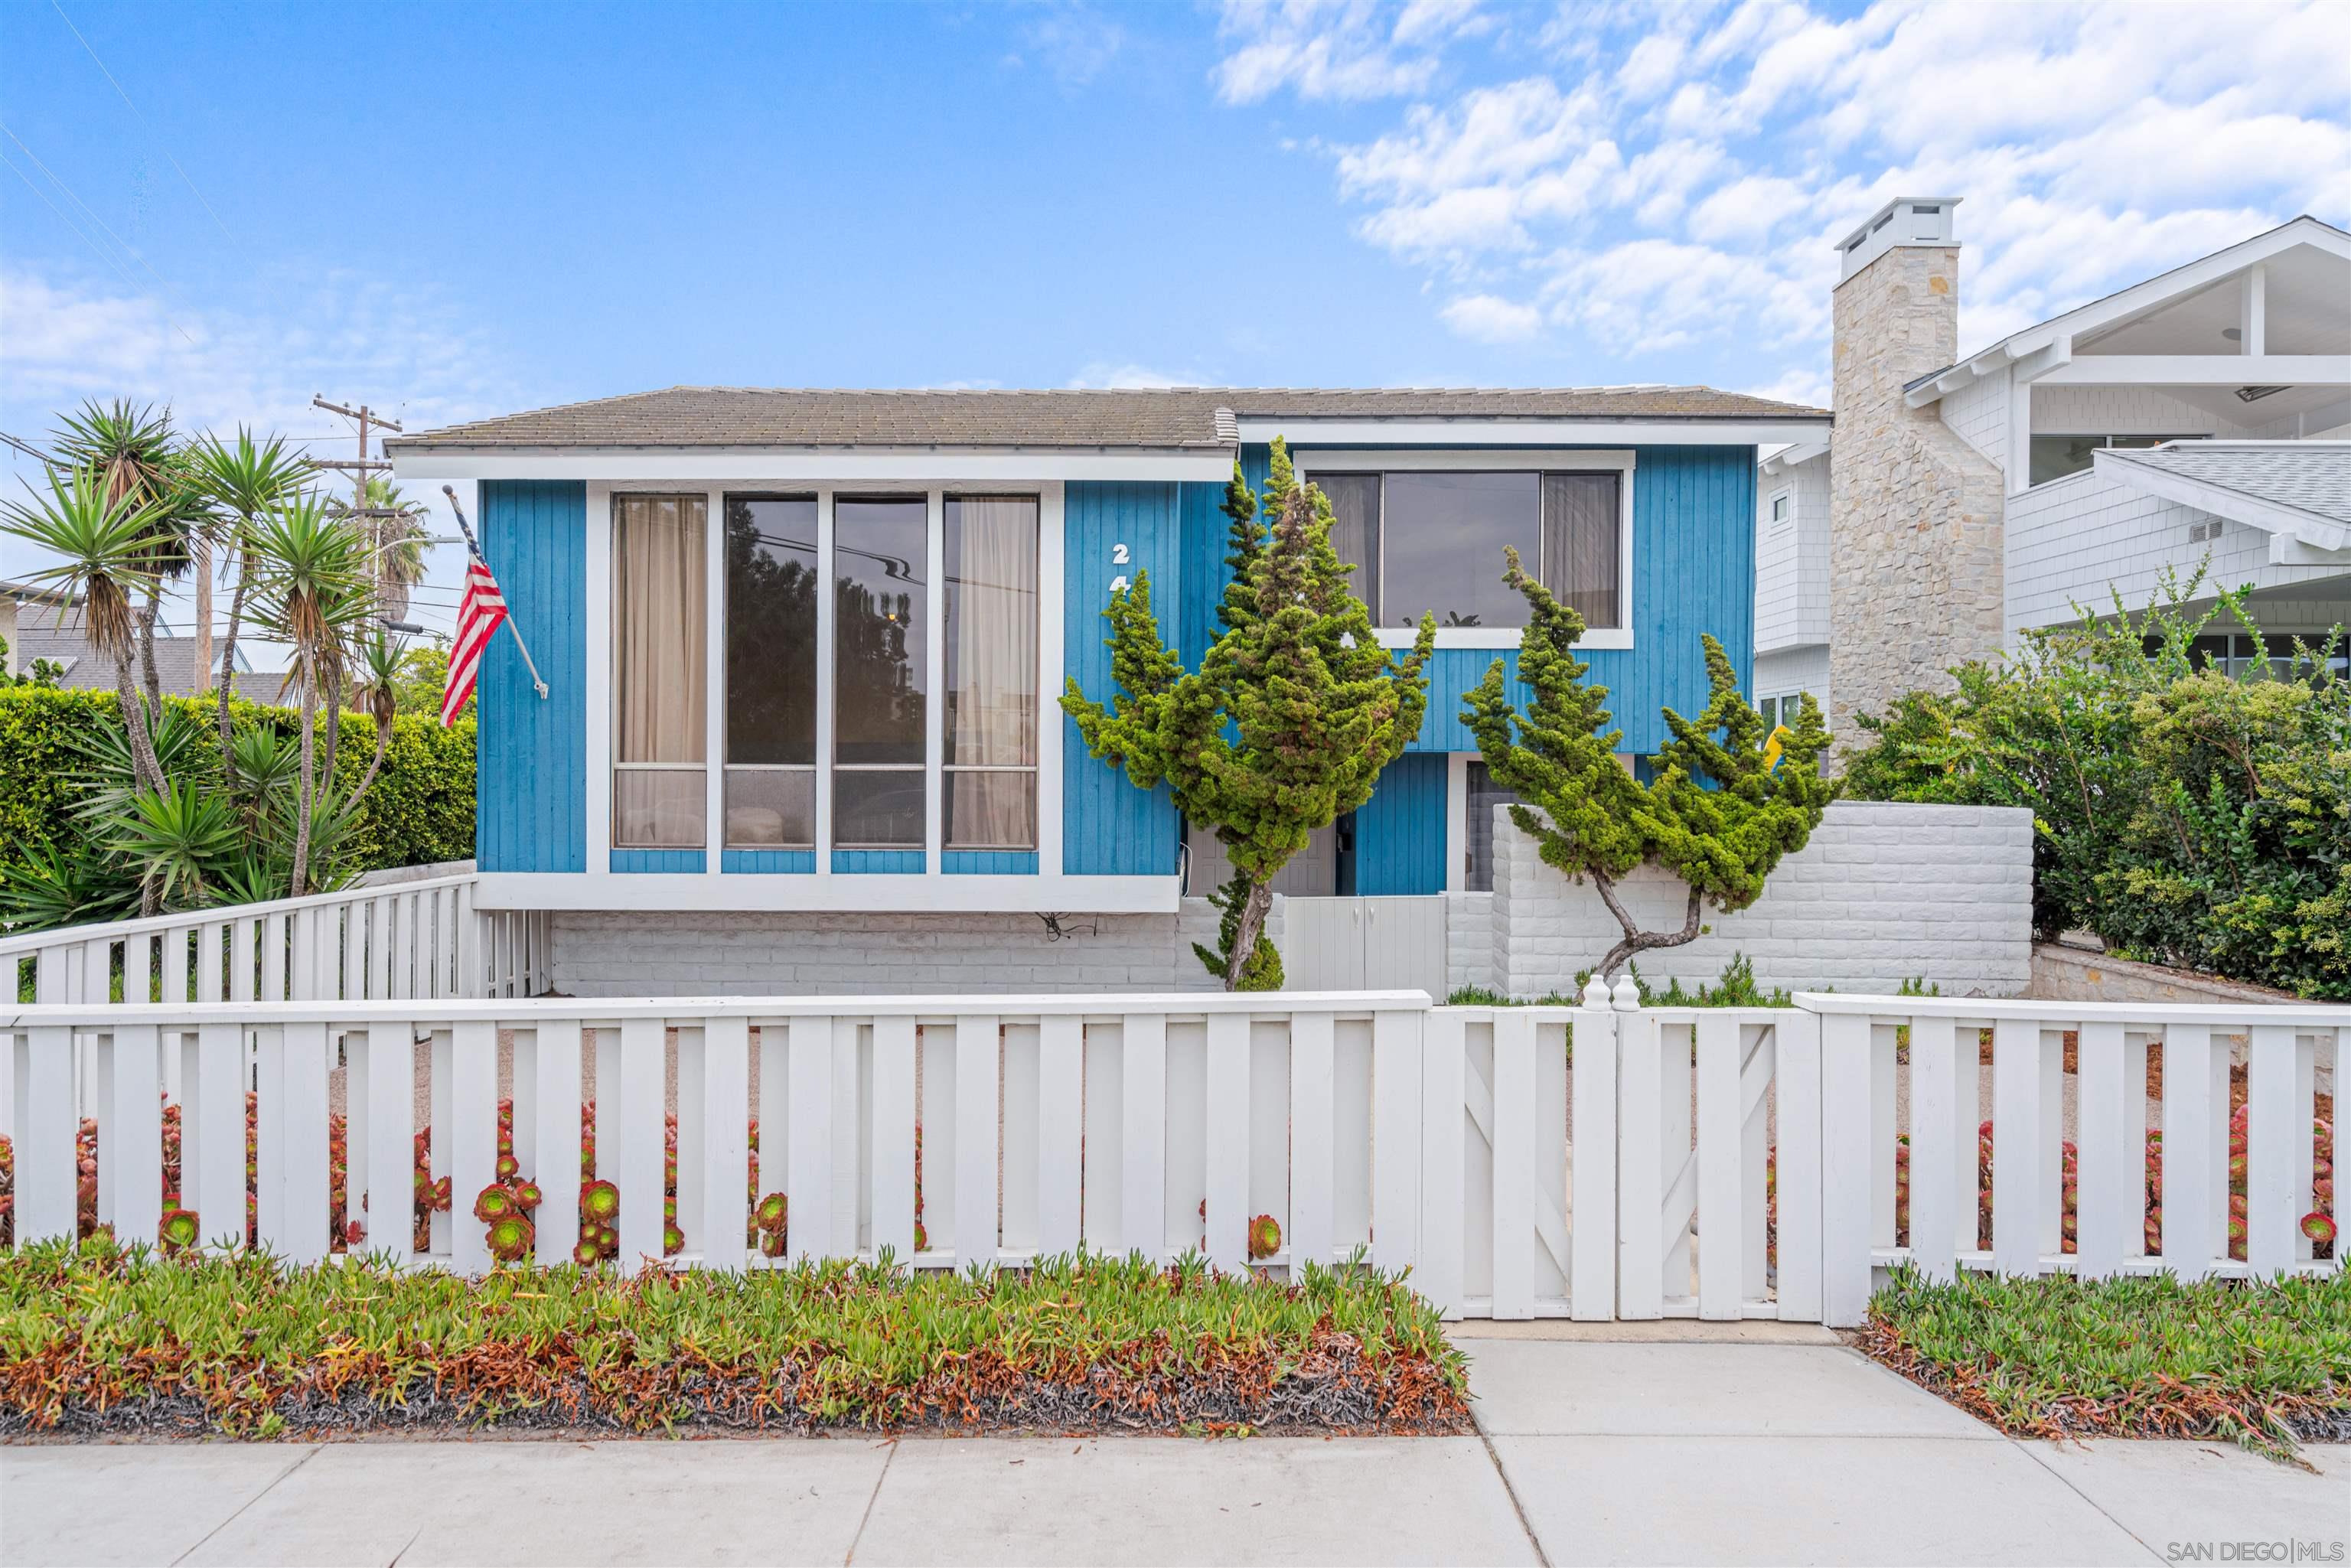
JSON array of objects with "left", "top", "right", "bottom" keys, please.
[{"left": 4, "top": 0, "right": 2344, "bottom": 646}]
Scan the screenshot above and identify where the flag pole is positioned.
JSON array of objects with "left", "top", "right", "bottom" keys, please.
[{"left": 442, "top": 485, "right": 549, "bottom": 699}]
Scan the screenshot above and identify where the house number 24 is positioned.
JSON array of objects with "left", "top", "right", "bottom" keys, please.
[{"left": 1109, "top": 542, "right": 1130, "bottom": 593}]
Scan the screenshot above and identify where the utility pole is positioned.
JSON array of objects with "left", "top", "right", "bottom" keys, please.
[{"left": 311, "top": 396, "right": 407, "bottom": 618}]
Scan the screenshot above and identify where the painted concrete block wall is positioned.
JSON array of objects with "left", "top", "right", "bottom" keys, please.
[
  {"left": 549, "top": 898, "right": 1283, "bottom": 997},
  {"left": 1446, "top": 892, "right": 1494, "bottom": 993},
  {"left": 1488, "top": 800, "right": 2033, "bottom": 996},
  {"left": 2004, "top": 468, "right": 2346, "bottom": 640}
]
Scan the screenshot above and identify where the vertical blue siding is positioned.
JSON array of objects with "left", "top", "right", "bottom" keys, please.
[
  {"left": 943, "top": 849, "right": 1039, "bottom": 875},
  {"left": 1063, "top": 481, "right": 1182, "bottom": 875},
  {"left": 477, "top": 480, "right": 585, "bottom": 872},
  {"left": 833, "top": 849, "right": 924, "bottom": 874},
  {"left": 611, "top": 849, "right": 703, "bottom": 873},
  {"left": 722, "top": 849, "right": 817, "bottom": 873},
  {"left": 1352, "top": 752, "right": 1449, "bottom": 895}
]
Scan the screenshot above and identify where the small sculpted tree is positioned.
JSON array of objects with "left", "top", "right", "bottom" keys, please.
[
  {"left": 1463, "top": 548, "right": 1833, "bottom": 980},
  {"left": 1061, "top": 439, "right": 1435, "bottom": 989}
]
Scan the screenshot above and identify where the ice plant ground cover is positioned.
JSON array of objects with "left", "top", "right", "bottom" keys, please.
[
  {"left": 0, "top": 1240, "right": 1469, "bottom": 1439},
  {"left": 1859, "top": 1266, "right": 2351, "bottom": 1460}
]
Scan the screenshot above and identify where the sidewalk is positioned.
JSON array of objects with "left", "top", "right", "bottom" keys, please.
[{"left": 4, "top": 1328, "right": 2343, "bottom": 1566}]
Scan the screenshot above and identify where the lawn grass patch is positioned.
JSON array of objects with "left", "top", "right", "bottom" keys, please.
[
  {"left": 0, "top": 1240, "right": 1469, "bottom": 1440},
  {"left": 1860, "top": 1265, "right": 2351, "bottom": 1459}
]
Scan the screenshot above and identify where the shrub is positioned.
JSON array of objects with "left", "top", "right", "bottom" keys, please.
[{"left": 1839, "top": 576, "right": 2349, "bottom": 999}]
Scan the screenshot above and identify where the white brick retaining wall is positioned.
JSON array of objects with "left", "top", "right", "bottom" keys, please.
[
  {"left": 549, "top": 898, "right": 1281, "bottom": 997},
  {"left": 1491, "top": 800, "right": 2033, "bottom": 997}
]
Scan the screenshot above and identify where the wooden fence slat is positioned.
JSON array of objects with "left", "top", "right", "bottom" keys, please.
[
  {"left": 533, "top": 1021, "right": 582, "bottom": 1266},
  {"left": 252, "top": 1027, "right": 287, "bottom": 1251},
  {"left": 282, "top": 1020, "right": 331, "bottom": 1265},
  {"left": 1614, "top": 1012, "right": 1662, "bottom": 1319},
  {"left": 1817, "top": 1012, "right": 1872, "bottom": 1328},
  {"left": 123, "top": 931, "right": 152, "bottom": 1009},
  {"left": 870, "top": 1015, "right": 917, "bottom": 1262},
  {"left": 1694, "top": 1014, "right": 1743, "bottom": 1320},
  {"left": 2074, "top": 1021, "right": 2129, "bottom": 1280},
  {"left": 2161, "top": 1023, "right": 2218, "bottom": 1280},
  {"left": 109, "top": 1022, "right": 164, "bottom": 1250},
  {"left": 429, "top": 1030, "right": 454, "bottom": 1256},
  {"left": 1489, "top": 1009, "right": 1536, "bottom": 1319},
  {"left": 1415, "top": 1009, "right": 1463, "bottom": 1315},
  {"left": 1909, "top": 1015, "right": 1961, "bottom": 1284},
  {"left": 365, "top": 1024, "right": 416, "bottom": 1263},
  {"left": 2037, "top": 1028, "right": 2065, "bottom": 1257},
  {"left": 22, "top": 1026, "right": 77, "bottom": 1242},
  {"left": 1113, "top": 1013, "right": 1165, "bottom": 1260},
  {"left": 2246, "top": 1024, "right": 2300, "bottom": 1277},
  {"left": 615, "top": 1016, "right": 665, "bottom": 1272},
  {"left": 452, "top": 1019, "right": 499, "bottom": 1275},
  {"left": 787, "top": 1017, "right": 835, "bottom": 1262},
  {"left": 1371, "top": 1007, "right": 1422, "bottom": 1277},
  {"left": 1203, "top": 1012, "right": 1250, "bottom": 1273},
  {"left": 1568, "top": 1006, "right": 1618, "bottom": 1321},
  {"left": 956, "top": 1016, "right": 1002, "bottom": 1271},
  {"left": 191, "top": 1022, "right": 242, "bottom": 1251},
  {"left": 164, "top": 926, "right": 189, "bottom": 1008},
  {"left": 196, "top": 923, "right": 223, "bottom": 1004},
  {"left": 699, "top": 1017, "right": 750, "bottom": 1268},
  {"left": 1034, "top": 1015, "right": 1083, "bottom": 1260},
  {"left": 1286, "top": 1011, "right": 1338, "bottom": 1280},
  {"left": 1991, "top": 1019, "right": 2042, "bottom": 1276}
]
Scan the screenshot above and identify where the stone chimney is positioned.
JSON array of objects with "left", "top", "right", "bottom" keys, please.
[{"left": 1826, "top": 197, "right": 2006, "bottom": 744}]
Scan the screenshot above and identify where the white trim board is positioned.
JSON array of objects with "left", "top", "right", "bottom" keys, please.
[
  {"left": 2092, "top": 447, "right": 2351, "bottom": 553},
  {"left": 1237, "top": 419, "right": 1824, "bottom": 446},
  {"left": 393, "top": 450, "right": 1234, "bottom": 484},
  {"left": 472, "top": 872, "right": 1181, "bottom": 914}
]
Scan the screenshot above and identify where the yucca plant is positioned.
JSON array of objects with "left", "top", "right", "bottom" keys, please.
[
  {"left": 0, "top": 464, "right": 174, "bottom": 800},
  {"left": 188, "top": 428, "right": 312, "bottom": 768},
  {"left": 51, "top": 399, "right": 203, "bottom": 716},
  {"left": 102, "top": 781, "right": 243, "bottom": 913}
]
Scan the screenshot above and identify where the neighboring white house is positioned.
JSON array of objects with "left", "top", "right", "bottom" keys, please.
[{"left": 1757, "top": 204, "right": 2351, "bottom": 735}]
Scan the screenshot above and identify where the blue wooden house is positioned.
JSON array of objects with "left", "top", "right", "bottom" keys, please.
[{"left": 386, "top": 386, "right": 1826, "bottom": 983}]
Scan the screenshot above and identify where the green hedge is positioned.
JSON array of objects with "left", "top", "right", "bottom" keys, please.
[{"left": 0, "top": 686, "right": 474, "bottom": 872}]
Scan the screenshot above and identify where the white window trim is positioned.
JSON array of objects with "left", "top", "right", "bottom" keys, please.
[
  {"left": 1294, "top": 448, "right": 1635, "bottom": 651},
  {"left": 1768, "top": 487, "right": 1792, "bottom": 531},
  {"left": 596, "top": 478, "right": 1067, "bottom": 881}
]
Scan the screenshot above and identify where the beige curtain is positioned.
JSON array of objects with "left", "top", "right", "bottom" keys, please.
[
  {"left": 615, "top": 494, "right": 707, "bottom": 846},
  {"left": 1542, "top": 473, "right": 1620, "bottom": 629},
  {"left": 947, "top": 497, "right": 1037, "bottom": 848}
]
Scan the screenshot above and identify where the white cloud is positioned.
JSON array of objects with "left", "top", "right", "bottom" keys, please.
[
  {"left": 1065, "top": 362, "right": 1206, "bottom": 389},
  {"left": 1440, "top": 292, "right": 1544, "bottom": 343},
  {"left": 1211, "top": 0, "right": 1485, "bottom": 104},
  {"left": 1014, "top": 4, "right": 1126, "bottom": 86},
  {"left": 1215, "top": 0, "right": 2349, "bottom": 388}
]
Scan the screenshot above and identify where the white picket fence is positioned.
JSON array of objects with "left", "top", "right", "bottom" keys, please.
[
  {"left": 1, "top": 986, "right": 2341, "bottom": 1324},
  {"left": 1, "top": 874, "right": 548, "bottom": 1011}
]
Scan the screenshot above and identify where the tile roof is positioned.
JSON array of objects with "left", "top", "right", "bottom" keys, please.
[
  {"left": 2105, "top": 441, "right": 2351, "bottom": 528},
  {"left": 386, "top": 385, "right": 1828, "bottom": 452},
  {"left": 11, "top": 598, "right": 252, "bottom": 698}
]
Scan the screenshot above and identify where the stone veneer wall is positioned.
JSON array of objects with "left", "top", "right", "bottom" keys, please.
[
  {"left": 1827, "top": 241, "right": 2007, "bottom": 742},
  {"left": 549, "top": 898, "right": 1280, "bottom": 997},
  {"left": 1489, "top": 800, "right": 2033, "bottom": 997}
]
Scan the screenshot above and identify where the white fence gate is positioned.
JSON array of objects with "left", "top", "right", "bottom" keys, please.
[
  {"left": 2, "top": 984, "right": 2342, "bottom": 1325},
  {"left": 1283, "top": 897, "right": 1451, "bottom": 999}
]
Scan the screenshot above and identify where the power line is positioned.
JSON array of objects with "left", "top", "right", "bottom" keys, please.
[
  {"left": 0, "top": 116, "right": 182, "bottom": 306},
  {"left": 49, "top": 0, "right": 239, "bottom": 252},
  {"left": 0, "top": 150, "right": 197, "bottom": 347}
]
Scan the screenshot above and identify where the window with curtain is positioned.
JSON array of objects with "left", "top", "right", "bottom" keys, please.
[
  {"left": 613, "top": 494, "right": 708, "bottom": 848},
  {"left": 943, "top": 496, "right": 1039, "bottom": 850},
  {"left": 1307, "top": 468, "right": 1624, "bottom": 631},
  {"left": 833, "top": 497, "right": 928, "bottom": 849},
  {"left": 724, "top": 496, "right": 817, "bottom": 847}
]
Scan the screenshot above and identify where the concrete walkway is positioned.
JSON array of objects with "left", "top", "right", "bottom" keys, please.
[{"left": 5, "top": 1328, "right": 2344, "bottom": 1566}]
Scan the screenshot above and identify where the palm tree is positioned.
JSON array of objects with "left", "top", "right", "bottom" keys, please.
[
  {"left": 0, "top": 466, "right": 172, "bottom": 796},
  {"left": 351, "top": 477, "right": 432, "bottom": 621},
  {"left": 246, "top": 491, "right": 371, "bottom": 895},
  {"left": 188, "top": 429, "right": 310, "bottom": 771},
  {"left": 51, "top": 401, "right": 200, "bottom": 715},
  {"left": 349, "top": 630, "right": 408, "bottom": 798}
]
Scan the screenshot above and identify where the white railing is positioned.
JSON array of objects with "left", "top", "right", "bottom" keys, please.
[
  {"left": 1, "top": 874, "right": 547, "bottom": 1009},
  {"left": 2, "top": 987, "right": 2340, "bottom": 1324}
]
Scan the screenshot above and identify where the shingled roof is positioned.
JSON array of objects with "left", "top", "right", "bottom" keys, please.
[{"left": 386, "top": 386, "right": 1828, "bottom": 452}]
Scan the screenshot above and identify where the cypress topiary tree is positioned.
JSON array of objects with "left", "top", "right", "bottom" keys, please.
[
  {"left": 1463, "top": 548, "right": 1832, "bottom": 980},
  {"left": 1061, "top": 438, "right": 1435, "bottom": 989}
]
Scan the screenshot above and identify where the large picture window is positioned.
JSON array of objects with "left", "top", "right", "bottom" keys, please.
[
  {"left": 612, "top": 494, "right": 708, "bottom": 848},
  {"left": 944, "top": 496, "right": 1039, "bottom": 849},
  {"left": 724, "top": 496, "right": 817, "bottom": 848},
  {"left": 1309, "top": 467, "right": 1625, "bottom": 631},
  {"left": 832, "top": 497, "right": 929, "bottom": 849}
]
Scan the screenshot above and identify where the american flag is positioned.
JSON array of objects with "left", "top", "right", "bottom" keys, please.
[{"left": 442, "top": 554, "right": 508, "bottom": 726}]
